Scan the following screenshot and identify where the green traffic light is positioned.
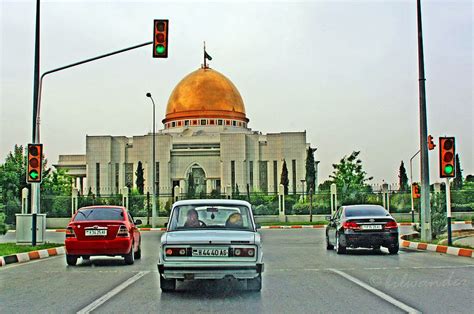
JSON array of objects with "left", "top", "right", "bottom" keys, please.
[
  {"left": 444, "top": 165, "right": 454, "bottom": 174},
  {"left": 29, "top": 170, "right": 39, "bottom": 179},
  {"left": 156, "top": 45, "right": 165, "bottom": 54}
]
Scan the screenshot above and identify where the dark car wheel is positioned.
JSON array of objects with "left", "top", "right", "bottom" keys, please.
[
  {"left": 82, "top": 255, "right": 90, "bottom": 260},
  {"left": 124, "top": 244, "right": 135, "bottom": 265},
  {"left": 388, "top": 244, "right": 399, "bottom": 255},
  {"left": 326, "top": 235, "right": 334, "bottom": 250},
  {"left": 66, "top": 254, "right": 77, "bottom": 266},
  {"left": 134, "top": 243, "right": 142, "bottom": 259},
  {"left": 335, "top": 233, "right": 346, "bottom": 254},
  {"left": 160, "top": 276, "right": 176, "bottom": 292},
  {"left": 247, "top": 274, "right": 262, "bottom": 291}
]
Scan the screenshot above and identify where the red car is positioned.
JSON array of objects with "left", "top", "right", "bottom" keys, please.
[{"left": 64, "top": 206, "right": 142, "bottom": 266}]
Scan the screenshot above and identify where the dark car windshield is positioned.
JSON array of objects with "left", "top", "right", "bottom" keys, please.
[
  {"left": 73, "top": 207, "right": 125, "bottom": 221},
  {"left": 345, "top": 207, "right": 389, "bottom": 217},
  {"left": 168, "top": 204, "right": 254, "bottom": 231}
]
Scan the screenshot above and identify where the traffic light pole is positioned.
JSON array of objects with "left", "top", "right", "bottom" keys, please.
[
  {"left": 409, "top": 149, "right": 420, "bottom": 223},
  {"left": 445, "top": 178, "right": 452, "bottom": 246},
  {"left": 416, "top": 0, "right": 432, "bottom": 242}
]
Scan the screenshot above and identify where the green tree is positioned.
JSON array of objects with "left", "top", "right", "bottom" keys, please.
[
  {"left": 186, "top": 172, "right": 195, "bottom": 198},
  {"left": 280, "top": 160, "right": 289, "bottom": 195},
  {"left": 305, "top": 147, "right": 316, "bottom": 194},
  {"left": 453, "top": 154, "right": 463, "bottom": 190},
  {"left": 329, "top": 151, "right": 373, "bottom": 194},
  {"left": 41, "top": 168, "right": 72, "bottom": 195},
  {"left": 135, "top": 161, "right": 145, "bottom": 194},
  {"left": 398, "top": 161, "right": 409, "bottom": 191},
  {"left": 0, "top": 145, "right": 27, "bottom": 202}
]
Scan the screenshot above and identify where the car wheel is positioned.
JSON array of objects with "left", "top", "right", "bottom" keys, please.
[
  {"left": 388, "top": 244, "right": 399, "bottom": 255},
  {"left": 335, "top": 233, "right": 346, "bottom": 254},
  {"left": 326, "top": 235, "right": 334, "bottom": 250},
  {"left": 82, "top": 255, "right": 90, "bottom": 260},
  {"left": 247, "top": 274, "right": 262, "bottom": 291},
  {"left": 134, "top": 242, "right": 142, "bottom": 259},
  {"left": 66, "top": 254, "right": 77, "bottom": 266},
  {"left": 124, "top": 243, "right": 135, "bottom": 265},
  {"left": 160, "top": 275, "right": 176, "bottom": 292}
]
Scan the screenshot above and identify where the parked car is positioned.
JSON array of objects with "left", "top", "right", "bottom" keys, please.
[
  {"left": 64, "top": 206, "right": 142, "bottom": 265},
  {"left": 326, "top": 205, "right": 399, "bottom": 254},
  {"left": 157, "top": 199, "right": 264, "bottom": 292}
]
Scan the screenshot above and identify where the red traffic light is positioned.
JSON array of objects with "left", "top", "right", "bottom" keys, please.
[
  {"left": 428, "top": 135, "right": 436, "bottom": 151},
  {"left": 153, "top": 19, "right": 169, "bottom": 58},
  {"left": 27, "top": 143, "right": 43, "bottom": 183},
  {"left": 412, "top": 183, "right": 420, "bottom": 199},
  {"left": 439, "top": 137, "right": 455, "bottom": 178}
]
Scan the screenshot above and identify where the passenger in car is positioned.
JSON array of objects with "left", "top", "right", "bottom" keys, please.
[
  {"left": 225, "top": 212, "right": 243, "bottom": 228},
  {"left": 184, "top": 209, "right": 200, "bottom": 228}
]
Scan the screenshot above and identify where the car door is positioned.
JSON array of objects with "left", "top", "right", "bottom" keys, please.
[
  {"left": 328, "top": 208, "right": 342, "bottom": 244},
  {"left": 127, "top": 212, "right": 139, "bottom": 250}
]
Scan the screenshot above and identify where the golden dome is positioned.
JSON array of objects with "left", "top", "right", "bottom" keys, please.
[{"left": 163, "top": 67, "right": 248, "bottom": 124}]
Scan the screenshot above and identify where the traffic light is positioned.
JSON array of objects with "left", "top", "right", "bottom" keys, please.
[
  {"left": 412, "top": 183, "right": 420, "bottom": 199},
  {"left": 27, "top": 144, "right": 43, "bottom": 183},
  {"left": 153, "top": 19, "right": 169, "bottom": 58},
  {"left": 439, "top": 137, "right": 455, "bottom": 178},
  {"left": 428, "top": 135, "right": 436, "bottom": 150}
]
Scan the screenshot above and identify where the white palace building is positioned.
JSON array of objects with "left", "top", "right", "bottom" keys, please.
[{"left": 56, "top": 65, "right": 314, "bottom": 198}]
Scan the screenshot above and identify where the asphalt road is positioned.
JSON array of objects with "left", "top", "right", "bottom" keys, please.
[{"left": 1, "top": 229, "right": 473, "bottom": 313}]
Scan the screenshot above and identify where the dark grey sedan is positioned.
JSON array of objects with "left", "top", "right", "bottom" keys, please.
[{"left": 326, "top": 205, "right": 399, "bottom": 254}]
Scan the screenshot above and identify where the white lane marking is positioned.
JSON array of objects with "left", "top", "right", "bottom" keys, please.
[
  {"left": 77, "top": 271, "right": 149, "bottom": 314},
  {"left": 329, "top": 269, "right": 421, "bottom": 314}
]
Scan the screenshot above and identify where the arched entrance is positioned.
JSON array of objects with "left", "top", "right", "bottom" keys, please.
[{"left": 186, "top": 164, "right": 207, "bottom": 196}]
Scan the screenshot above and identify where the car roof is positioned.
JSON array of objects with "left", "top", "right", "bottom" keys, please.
[
  {"left": 342, "top": 205, "right": 387, "bottom": 211},
  {"left": 173, "top": 199, "right": 251, "bottom": 207},
  {"left": 78, "top": 205, "right": 126, "bottom": 210}
]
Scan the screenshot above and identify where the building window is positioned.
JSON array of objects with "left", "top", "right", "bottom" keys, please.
[
  {"left": 201, "top": 119, "right": 207, "bottom": 125},
  {"left": 249, "top": 161, "right": 254, "bottom": 189},
  {"left": 273, "top": 160, "right": 278, "bottom": 194},
  {"left": 115, "top": 163, "right": 119, "bottom": 194},
  {"left": 177, "top": 121, "right": 182, "bottom": 126},
  {"left": 185, "top": 120, "right": 189, "bottom": 126},
  {"left": 292, "top": 159, "right": 297, "bottom": 195},
  {"left": 172, "top": 121, "right": 176, "bottom": 127},
  {"left": 216, "top": 179, "right": 221, "bottom": 194},
  {"left": 259, "top": 161, "right": 268, "bottom": 193},
  {"left": 231, "top": 161, "right": 236, "bottom": 193},
  {"left": 225, "top": 120, "right": 231, "bottom": 125},
  {"left": 210, "top": 120, "right": 215, "bottom": 125},
  {"left": 218, "top": 119, "right": 223, "bottom": 125},
  {"left": 125, "top": 163, "right": 133, "bottom": 189},
  {"left": 192, "top": 120, "right": 198, "bottom": 125},
  {"left": 232, "top": 120, "right": 237, "bottom": 126},
  {"left": 96, "top": 163, "right": 100, "bottom": 196}
]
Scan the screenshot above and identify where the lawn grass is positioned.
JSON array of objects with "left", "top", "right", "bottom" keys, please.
[{"left": 0, "top": 243, "right": 63, "bottom": 256}]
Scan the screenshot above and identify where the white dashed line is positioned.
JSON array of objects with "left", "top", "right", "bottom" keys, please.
[
  {"left": 77, "top": 271, "right": 149, "bottom": 314},
  {"left": 329, "top": 268, "right": 421, "bottom": 314}
]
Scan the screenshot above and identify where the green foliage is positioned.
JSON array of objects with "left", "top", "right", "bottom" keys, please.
[
  {"left": 41, "top": 168, "right": 72, "bottom": 196},
  {"left": 329, "top": 151, "right": 373, "bottom": 194},
  {"left": 305, "top": 147, "right": 316, "bottom": 193},
  {"left": 318, "top": 180, "right": 332, "bottom": 191},
  {"left": 453, "top": 154, "right": 463, "bottom": 190},
  {"left": 431, "top": 193, "right": 447, "bottom": 239},
  {"left": 0, "top": 145, "right": 27, "bottom": 202},
  {"left": 398, "top": 161, "right": 409, "bottom": 191},
  {"left": 186, "top": 172, "right": 195, "bottom": 198},
  {"left": 0, "top": 212, "right": 8, "bottom": 235},
  {"left": 135, "top": 161, "right": 145, "bottom": 194},
  {"left": 280, "top": 160, "right": 289, "bottom": 195}
]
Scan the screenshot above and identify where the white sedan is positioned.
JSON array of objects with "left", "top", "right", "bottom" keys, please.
[{"left": 157, "top": 199, "right": 264, "bottom": 292}]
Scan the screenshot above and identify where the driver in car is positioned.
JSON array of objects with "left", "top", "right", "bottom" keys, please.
[{"left": 184, "top": 209, "right": 200, "bottom": 228}]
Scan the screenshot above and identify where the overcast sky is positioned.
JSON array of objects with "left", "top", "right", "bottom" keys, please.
[{"left": 1, "top": 0, "right": 472, "bottom": 185}]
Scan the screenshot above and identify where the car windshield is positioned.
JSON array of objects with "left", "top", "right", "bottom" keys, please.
[
  {"left": 168, "top": 204, "right": 254, "bottom": 231},
  {"left": 73, "top": 207, "right": 124, "bottom": 221},
  {"left": 345, "top": 207, "right": 390, "bottom": 217}
]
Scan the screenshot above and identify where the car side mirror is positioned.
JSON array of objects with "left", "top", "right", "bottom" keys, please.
[
  {"left": 255, "top": 223, "right": 261, "bottom": 229},
  {"left": 164, "top": 222, "right": 168, "bottom": 228},
  {"left": 325, "top": 215, "right": 332, "bottom": 221},
  {"left": 135, "top": 219, "right": 142, "bottom": 226}
]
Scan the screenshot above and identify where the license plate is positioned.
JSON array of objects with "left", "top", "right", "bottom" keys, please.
[
  {"left": 85, "top": 229, "right": 107, "bottom": 236},
  {"left": 192, "top": 248, "right": 229, "bottom": 257},
  {"left": 360, "top": 225, "right": 382, "bottom": 230}
]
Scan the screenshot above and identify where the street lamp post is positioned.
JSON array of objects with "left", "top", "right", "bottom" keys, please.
[{"left": 146, "top": 93, "right": 157, "bottom": 228}]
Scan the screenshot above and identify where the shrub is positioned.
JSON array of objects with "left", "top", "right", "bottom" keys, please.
[{"left": 0, "top": 212, "right": 8, "bottom": 235}]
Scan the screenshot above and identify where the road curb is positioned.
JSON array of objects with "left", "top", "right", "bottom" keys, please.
[
  {"left": 400, "top": 234, "right": 473, "bottom": 258},
  {"left": 0, "top": 246, "right": 65, "bottom": 267}
]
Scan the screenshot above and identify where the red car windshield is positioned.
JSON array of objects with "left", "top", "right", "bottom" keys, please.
[{"left": 74, "top": 207, "right": 125, "bottom": 221}]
